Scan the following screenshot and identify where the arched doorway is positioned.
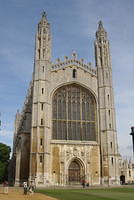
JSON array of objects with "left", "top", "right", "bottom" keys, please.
[{"left": 68, "top": 159, "right": 85, "bottom": 184}]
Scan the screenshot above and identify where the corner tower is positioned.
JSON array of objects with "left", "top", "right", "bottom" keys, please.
[
  {"left": 29, "top": 12, "right": 51, "bottom": 185},
  {"left": 95, "top": 21, "right": 120, "bottom": 184}
]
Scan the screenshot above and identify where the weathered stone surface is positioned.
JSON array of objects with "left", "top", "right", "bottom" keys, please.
[{"left": 11, "top": 14, "right": 120, "bottom": 187}]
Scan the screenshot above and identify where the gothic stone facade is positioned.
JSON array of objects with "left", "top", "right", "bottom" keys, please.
[{"left": 12, "top": 13, "right": 120, "bottom": 186}]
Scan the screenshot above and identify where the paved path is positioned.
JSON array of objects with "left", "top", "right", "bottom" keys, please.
[{"left": 0, "top": 187, "right": 57, "bottom": 200}]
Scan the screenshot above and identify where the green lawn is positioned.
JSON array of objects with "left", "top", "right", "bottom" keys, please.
[{"left": 37, "top": 187, "right": 134, "bottom": 200}]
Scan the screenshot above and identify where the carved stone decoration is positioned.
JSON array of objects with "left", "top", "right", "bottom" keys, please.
[
  {"left": 66, "top": 150, "right": 72, "bottom": 160},
  {"left": 81, "top": 151, "right": 84, "bottom": 157},
  {"left": 73, "top": 147, "right": 79, "bottom": 157}
]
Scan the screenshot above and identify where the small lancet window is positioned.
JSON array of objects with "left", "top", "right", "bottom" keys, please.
[
  {"left": 43, "top": 49, "right": 45, "bottom": 58},
  {"left": 110, "top": 142, "right": 112, "bottom": 149},
  {"left": 38, "top": 49, "right": 40, "bottom": 59},
  {"left": 40, "top": 155, "right": 43, "bottom": 163},
  {"left": 42, "top": 66, "right": 44, "bottom": 72},
  {"left": 107, "top": 95, "right": 110, "bottom": 104},
  {"left": 100, "top": 57, "right": 103, "bottom": 66},
  {"left": 109, "top": 123, "right": 111, "bottom": 129},
  {"left": 42, "top": 88, "right": 44, "bottom": 94},
  {"left": 73, "top": 69, "right": 76, "bottom": 78},
  {"left": 129, "top": 170, "right": 131, "bottom": 177},
  {"left": 41, "top": 103, "right": 44, "bottom": 111},
  {"left": 40, "top": 138, "right": 43, "bottom": 146},
  {"left": 41, "top": 118, "right": 44, "bottom": 125},
  {"left": 111, "top": 157, "right": 113, "bottom": 165},
  {"left": 108, "top": 110, "right": 110, "bottom": 117}
]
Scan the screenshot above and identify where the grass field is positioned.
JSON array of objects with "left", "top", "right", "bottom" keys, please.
[{"left": 37, "top": 187, "right": 134, "bottom": 200}]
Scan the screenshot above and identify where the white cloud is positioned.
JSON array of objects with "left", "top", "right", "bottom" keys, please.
[{"left": 0, "top": 129, "right": 13, "bottom": 138}]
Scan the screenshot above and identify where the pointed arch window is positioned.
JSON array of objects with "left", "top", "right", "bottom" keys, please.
[{"left": 52, "top": 84, "right": 97, "bottom": 141}]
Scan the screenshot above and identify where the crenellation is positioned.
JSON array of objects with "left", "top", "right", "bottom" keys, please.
[{"left": 51, "top": 57, "right": 96, "bottom": 75}]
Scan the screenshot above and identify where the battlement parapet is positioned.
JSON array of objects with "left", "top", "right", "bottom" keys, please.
[{"left": 51, "top": 56, "right": 96, "bottom": 76}]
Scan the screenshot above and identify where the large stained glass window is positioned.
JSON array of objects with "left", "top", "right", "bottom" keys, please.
[{"left": 52, "top": 84, "right": 97, "bottom": 141}]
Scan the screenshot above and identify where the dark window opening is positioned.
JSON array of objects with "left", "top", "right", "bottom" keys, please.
[
  {"left": 40, "top": 155, "right": 43, "bottom": 163},
  {"left": 43, "top": 49, "right": 45, "bottom": 58},
  {"left": 100, "top": 57, "right": 103, "bottom": 66},
  {"left": 38, "top": 49, "right": 40, "bottom": 59},
  {"left": 108, "top": 110, "right": 110, "bottom": 117},
  {"left": 42, "top": 88, "right": 44, "bottom": 94},
  {"left": 108, "top": 95, "right": 110, "bottom": 104},
  {"left": 111, "top": 157, "right": 113, "bottom": 165},
  {"left": 129, "top": 170, "right": 131, "bottom": 177},
  {"left": 41, "top": 118, "right": 44, "bottom": 125},
  {"left": 40, "top": 138, "right": 43, "bottom": 146},
  {"left": 41, "top": 103, "right": 44, "bottom": 110},
  {"left": 73, "top": 69, "right": 76, "bottom": 78}
]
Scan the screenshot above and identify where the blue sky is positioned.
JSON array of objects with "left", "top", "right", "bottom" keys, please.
[{"left": 0, "top": 0, "right": 134, "bottom": 158}]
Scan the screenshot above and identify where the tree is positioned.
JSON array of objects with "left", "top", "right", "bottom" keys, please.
[{"left": 0, "top": 143, "right": 11, "bottom": 183}]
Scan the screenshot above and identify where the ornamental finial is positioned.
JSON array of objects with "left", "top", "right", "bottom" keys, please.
[
  {"left": 98, "top": 20, "right": 103, "bottom": 28},
  {"left": 42, "top": 10, "right": 47, "bottom": 18}
]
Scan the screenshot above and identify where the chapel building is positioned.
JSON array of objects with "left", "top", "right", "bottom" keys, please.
[{"left": 12, "top": 12, "right": 120, "bottom": 186}]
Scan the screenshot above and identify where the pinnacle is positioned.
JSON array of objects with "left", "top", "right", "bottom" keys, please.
[
  {"left": 40, "top": 10, "right": 48, "bottom": 23},
  {"left": 96, "top": 20, "right": 107, "bottom": 39},
  {"left": 42, "top": 10, "right": 47, "bottom": 19},
  {"left": 98, "top": 20, "right": 105, "bottom": 31}
]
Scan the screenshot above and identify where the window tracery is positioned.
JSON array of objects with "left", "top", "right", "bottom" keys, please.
[{"left": 52, "top": 84, "right": 97, "bottom": 141}]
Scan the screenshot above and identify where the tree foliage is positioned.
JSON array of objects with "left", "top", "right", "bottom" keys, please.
[{"left": 0, "top": 143, "right": 11, "bottom": 183}]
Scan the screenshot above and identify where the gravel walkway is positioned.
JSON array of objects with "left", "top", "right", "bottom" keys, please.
[{"left": 0, "top": 187, "right": 57, "bottom": 200}]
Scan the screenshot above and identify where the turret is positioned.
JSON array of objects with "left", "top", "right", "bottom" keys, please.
[
  {"left": 95, "top": 21, "right": 111, "bottom": 69},
  {"left": 35, "top": 11, "right": 51, "bottom": 62},
  {"left": 95, "top": 21, "right": 120, "bottom": 185},
  {"left": 29, "top": 12, "right": 52, "bottom": 185}
]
